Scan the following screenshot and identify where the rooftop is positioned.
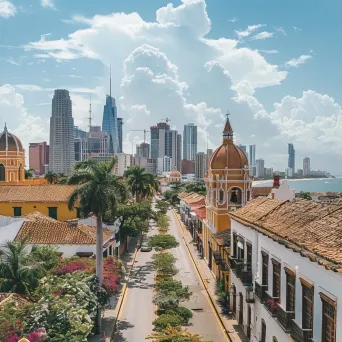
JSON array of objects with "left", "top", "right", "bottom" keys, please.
[
  {"left": 15, "top": 212, "right": 113, "bottom": 245},
  {"left": 231, "top": 197, "right": 342, "bottom": 272},
  {"left": 0, "top": 184, "right": 78, "bottom": 203},
  {"left": 193, "top": 206, "right": 206, "bottom": 220},
  {"left": 251, "top": 186, "right": 272, "bottom": 198}
]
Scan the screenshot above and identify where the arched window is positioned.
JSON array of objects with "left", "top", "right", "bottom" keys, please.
[
  {"left": 218, "top": 188, "right": 225, "bottom": 204},
  {"left": 229, "top": 187, "right": 242, "bottom": 204},
  {"left": 0, "top": 163, "right": 5, "bottom": 181}
]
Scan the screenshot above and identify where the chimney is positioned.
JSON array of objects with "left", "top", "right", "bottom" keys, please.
[
  {"left": 67, "top": 219, "right": 79, "bottom": 228},
  {"left": 273, "top": 175, "right": 280, "bottom": 188}
]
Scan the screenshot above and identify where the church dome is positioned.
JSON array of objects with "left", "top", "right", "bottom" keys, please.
[
  {"left": 209, "top": 115, "right": 249, "bottom": 170},
  {"left": 0, "top": 125, "right": 24, "bottom": 153},
  {"left": 170, "top": 167, "right": 181, "bottom": 178}
]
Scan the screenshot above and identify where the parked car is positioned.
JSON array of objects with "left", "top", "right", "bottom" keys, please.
[{"left": 140, "top": 240, "right": 152, "bottom": 252}]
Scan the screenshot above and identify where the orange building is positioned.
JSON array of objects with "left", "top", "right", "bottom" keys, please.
[{"left": 203, "top": 115, "right": 252, "bottom": 288}]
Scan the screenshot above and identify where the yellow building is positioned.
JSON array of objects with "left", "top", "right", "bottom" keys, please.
[
  {"left": 0, "top": 184, "right": 80, "bottom": 221},
  {"left": 203, "top": 115, "right": 252, "bottom": 289},
  {"left": 0, "top": 124, "right": 46, "bottom": 184}
]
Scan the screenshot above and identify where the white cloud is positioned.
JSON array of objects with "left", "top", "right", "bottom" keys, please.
[
  {"left": 274, "top": 27, "right": 286, "bottom": 35},
  {"left": 250, "top": 31, "right": 274, "bottom": 40},
  {"left": 293, "top": 26, "right": 302, "bottom": 31},
  {"left": 235, "top": 24, "right": 265, "bottom": 39},
  {"left": 0, "top": 1, "right": 16, "bottom": 18},
  {"left": 285, "top": 54, "right": 312, "bottom": 68},
  {"left": 228, "top": 17, "right": 237, "bottom": 23},
  {"left": 259, "top": 50, "right": 279, "bottom": 54},
  {"left": 61, "top": 74, "right": 84, "bottom": 79},
  {"left": 40, "top": 0, "right": 56, "bottom": 10}
]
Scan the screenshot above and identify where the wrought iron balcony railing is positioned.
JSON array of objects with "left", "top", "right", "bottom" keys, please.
[
  {"left": 219, "top": 259, "right": 230, "bottom": 272},
  {"left": 213, "top": 251, "right": 221, "bottom": 264},
  {"left": 291, "top": 320, "right": 313, "bottom": 342},
  {"left": 264, "top": 292, "right": 280, "bottom": 317},
  {"left": 255, "top": 281, "right": 268, "bottom": 303},
  {"left": 277, "top": 305, "right": 295, "bottom": 332}
]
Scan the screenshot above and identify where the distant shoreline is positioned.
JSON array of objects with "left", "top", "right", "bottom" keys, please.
[{"left": 253, "top": 178, "right": 333, "bottom": 185}]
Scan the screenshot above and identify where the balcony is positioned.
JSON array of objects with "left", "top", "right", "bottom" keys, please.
[
  {"left": 291, "top": 320, "right": 313, "bottom": 342},
  {"left": 255, "top": 281, "right": 268, "bottom": 303},
  {"left": 213, "top": 251, "right": 221, "bottom": 264},
  {"left": 276, "top": 305, "right": 295, "bottom": 332},
  {"left": 228, "top": 256, "right": 237, "bottom": 270},
  {"left": 219, "top": 259, "right": 230, "bottom": 272},
  {"left": 264, "top": 292, "right": 280, "bottom": 317},
  {"left": 241, "top": 268, "right": 253, "bottom": 286}
]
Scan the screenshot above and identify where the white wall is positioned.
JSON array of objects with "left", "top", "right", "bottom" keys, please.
[
  {"left": 27, "top": 243, "right": 96, "bottom": 257},
  {"left": 0, "top": 220, "right": 25, "bottom": 243},
  {"left": 231, "top": 219, "right": 342, "bottom": 342},
  {"left": 271, "top": 180, "right": 295, "bottom": 201}
]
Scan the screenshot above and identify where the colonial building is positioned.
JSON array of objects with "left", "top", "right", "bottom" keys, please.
[
  {"left": 203, "top": 115, "right": 252, "bottom": 285},
  {"left": 229, "top": 197, "right": 341, "bottom": 342}
]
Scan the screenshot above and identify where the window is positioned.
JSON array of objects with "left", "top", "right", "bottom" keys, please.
[
  {"left": 0, "top": 163, "right": 5, "bottom": 181},
  {"left": 13, "top": 207, "right": 22, "bottom": 217},
  {"left": 246, "top": 242, "right": 252, "bottom": 265},
  {"left": 261, "top": 252, "right": 269, "bottom": 286},
  {"left": 301, "top": 282, "right": 314, "bottom": 335},
  {"left": 48, "top": 207, "right": 58, "bottom": 220},
  {"left": 272, "top": 260, "right": 281, "bottom": 298},
  {"left": 321, "top": 294, "right": 336, "bottom": 342},
  {"left": 261, "top": 319, "right": 266, "bottom": 342},
  {"left": 286, "top": 271, "right": 296, "bottom": 312},
  {"left": 218, "top": 188, "right": 225, "bottom": 203},
  {"left": 232, "top": 232, "right": 237, "bottom": 258}
]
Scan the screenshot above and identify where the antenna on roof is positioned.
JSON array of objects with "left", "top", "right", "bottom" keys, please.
[{"left": 88, "top": 95, "right": 92, "bottom": 130}]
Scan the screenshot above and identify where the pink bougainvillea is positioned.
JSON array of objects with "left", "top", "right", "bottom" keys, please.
[
  {"left": 102, "top": 273, "right": 120, "bottom": 295},
  {"left": 55, "top": 261, "right": 90, "bottom": 275}
]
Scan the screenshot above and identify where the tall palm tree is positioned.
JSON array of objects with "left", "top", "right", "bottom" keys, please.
[
  {"left": 67, "top": 157, "right": 128, "bottom": 333},
  {"left": 124, "top": 166, "right": 158, "bottom": 202},
  {"left": 44, "top": 171, "right": 58, "bottom": 184},
  {"left": 0, "top": 239, "right": 42, "bottom": 295}
]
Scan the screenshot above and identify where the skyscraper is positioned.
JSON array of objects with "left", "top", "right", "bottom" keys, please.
[
  {"left": 256, "top": 158, "right": 265, "bottom": 178},
  {"left": 49, "top": 89, "right": 75, "bottom": 174},
  {"left": 117, "top": 118, "right": 123, "bottom": 153},
  {"left": 183, "top": 123, "right": 197, "bottom": 160},
  {"left": 195, "top": 152, "right": 206, "bottom": 180},
  {"left": 29, "top": 142, "right": 49, "bottom": 175},
  {"left": 136, "top": 142, "right": 150, "bottom": 158},
  {"left": 288, "top": 143, "right": 295, "bottom": 173},
  {"left": 150, "top": 122, "right": 170, "bottom": 158},
  {"left": 303, "top": 157, "right": 311, "bottom": 177},
  {"left": 249, "top": 145, "right": 256, "bottom": 176},
  {"left": 165, "top": 130, "right": 179, "bottom": 170},
  {"left": 102, "top": 68, "right": 119, "bottom": 154},
  {"left": 177, "top": 134, "right": 182, "bottom": 171}
]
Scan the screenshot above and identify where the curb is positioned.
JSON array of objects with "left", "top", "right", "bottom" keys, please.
[{"left": 172, "top": 209, "right": 232, "bottom": 342}]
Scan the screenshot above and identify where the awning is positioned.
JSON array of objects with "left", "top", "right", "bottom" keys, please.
[
  {"left": 103, "top": 238, "right": 116, "bottom": 249},
  {"left": 76, "top": 252, "right": 94, "bottom": 257},
  {"left": 213, "top": 229, "right": 231, "bottom": 247}
]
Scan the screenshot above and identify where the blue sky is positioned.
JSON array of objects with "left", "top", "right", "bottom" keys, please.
[{"left": 1, "top": 0, "right": 342, "bottom": 173}]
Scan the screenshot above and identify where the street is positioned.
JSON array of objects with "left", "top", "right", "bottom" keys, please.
[{"left": 113, "top": 205, "right": 227, "bottom": 342}]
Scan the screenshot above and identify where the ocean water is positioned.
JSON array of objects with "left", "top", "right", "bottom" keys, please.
[{"left": 253, "top": 177, "right": 342, "bottom": 193}]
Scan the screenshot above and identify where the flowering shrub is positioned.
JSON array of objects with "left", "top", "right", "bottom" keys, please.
[
  {"left": 55, "top": 260, "right": 92, "bottom": 275},
  {"left": 266, "top": 299, "right": 279, "bottom": 313},
  {"left": 103, "top": 273, "right": 120, "bottom": 295}
]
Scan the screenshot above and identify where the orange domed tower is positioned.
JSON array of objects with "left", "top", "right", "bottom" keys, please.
[
  {"left": 0, "top": 124, "right": 26, "bottom": 182},
  {"left": 203, "top": 113, "right": 252, "bottom": 277}
]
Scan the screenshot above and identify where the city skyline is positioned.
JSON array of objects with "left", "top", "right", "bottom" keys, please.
[{"left": 2, "top": 0, "right": 342, "bottom": 173}]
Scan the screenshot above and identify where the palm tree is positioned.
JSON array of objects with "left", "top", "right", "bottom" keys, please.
[
  {"left": 44, "top": 172, "right": 58, "bottom": 184},
  {"left": 24, "top": 168, "right": 35, "bottom": 179},
  {"left": 124, "top": 166, "right": 158, "bottom": 202},
  {"left": 67, "top": 157, "right": 128, "bottom": 333},
  {"left": 0, "top": 239, "right": 42, "bottom": 295}
]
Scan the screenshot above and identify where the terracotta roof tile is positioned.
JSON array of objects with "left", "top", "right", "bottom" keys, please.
[
  {"left": 16, "top": 212, "right": 113, "bottom": 245},
  {"left": 193, "top": 206, "right": 206, "bottom": 220},
  {"left": 231, "top": 198, "right": 342, "bottom": 271},
  {"left": 213, "top": 229, "right": 231, "bottom": 246},
  {"left": 252, "top": 186, "right": 272, "bottom": 198},
  {"left": 0, "top": 185, "right": 78, "bottom": 203}
]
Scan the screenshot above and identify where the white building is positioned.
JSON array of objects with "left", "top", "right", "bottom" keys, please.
[
  {"left": 256, "top": 158, "right": 265, "bottom": 178},
  {"left": 303, "top": 157, "right": 311, "bottom": 177},
  {"left": 285, "top": 167, "right": 293, "bottom": 177},
  {"left": 114, "top": 153, "right": 132, "bottom": 176},
  {"left": 183, "top": 123, "right": 197, "bottom": 161},
  {"left": 249, "top": 145, "right": 256, "bottom": 176},
  {"left": 157, "top": 156, "right": 172, "bottom": 174},
  {"left": 229, "top": 197, "right": 342, "bottom": 342},
  {"left": 49, "top": 89, "right": 75, "bottom": 174}
]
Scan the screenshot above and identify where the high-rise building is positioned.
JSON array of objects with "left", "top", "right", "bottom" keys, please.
[
  {"left": 177, "top": 134, "right": 182, "bottom": 172},
  {"left": 249, "top": 145, "right": 256, "bottom": 176},
  {"left": 183, "top": 123, "right": 197, "bottom": 160},
  {"left": 256, "top": 158, "right": 265, "bottom": 178},
  {"left": 181, "top": 160, "right": 195, "bottom": 175},
  {"left": 150, "top": 122, "right": 170, "bottom": 158},
  {"left": 205, "top": 148, "right": 213, "bottom": 174},
  {"left": 195, "top": 152, "right": 206, "bottom": 180},
  {"left": 303, "top": 157, "right": 310, "bottom": 177},
  {"left": 288, "top": 143, "right": 295, "bottom": 173},
  {"left": 239, "top": 145, "right": 247, "bottom": 154},
  {"left": 29, "top": 142, "right": 49, "bottom": 175},
  {"left": 114, "top": 153, "right": 131, "bottom": 176},
  {"left": 117, "top": 118, "right": 123, "bottom": 153},
  {"left": 157, "top": 156, "right": 172, "bottom": 174},
  {"left": 102, "top": 95, "right": 118, "bottom": 154},
  {"left": 165, "top": 130, "right": 179, "bottom": 170},
  {"left": 136, "top": 142, "right": 150, "bottom": 158},
  {"left": 49, "top": 89, "right": 75, "bottom": 174}
]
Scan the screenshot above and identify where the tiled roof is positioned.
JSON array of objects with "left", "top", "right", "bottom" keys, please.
[
  {"left": 193, "top": 206, "right": 206, "bottom": 220},
  {"left": 0, "top": 185, "right": 78, "bottom": 203},
  {"left": 231, "top": 198, "right": 342, "bottom": 271},
  {"left": 213, "top": 229, "right": 231, "bottom": 246},
  {"left": 16, "top": 212, "right": 113, "bottom": 245},
  {"left": 251, "top": 186, "right": 272, "bottom": 198}
]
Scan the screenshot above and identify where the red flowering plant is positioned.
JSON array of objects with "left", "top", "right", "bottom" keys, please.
[
  {"left": 266, "top": 299, "right": 279, "bottom": 314},
  {"left": 54, "top": 259, "right": 94, "bottom": 275}
]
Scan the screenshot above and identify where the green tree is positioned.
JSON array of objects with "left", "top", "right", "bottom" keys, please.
[
  {"left": 0, "top": 239, "right": 43, "bottom": 295},
  {"left": 44, "top": 172, "right": 59, "bottom": 184},
  {"left": 146, "top": 325, "right": 208, "bottom": 342},
  {"left": 155, "top": 200, "right": 169, "bottom": 214},
  {"left": 298, "top": 192, "right": 312, "bottom": 200},
  {"left": 163, "top": 190, "right": 181, "bottom": 205},
  {"left": 56, "top": 173, "right": 68, "bottom": 184},
  {"left": 24, "top": 168, "right": 35, "bottom": 179},
  {"left": 67, "top": 158, "right": 128, "bottom": 333},
  {"left": 149, "top": 235, "right": 179, "bottom": 250},
  {"left": 169, "top": 182, "right": 183, "bottom": 191},
  {"left": 124, "top": 166, "right": 158, "bottom": 202},
  {"left": 184, "top": 182, "right": 206, "bottom": 195}
]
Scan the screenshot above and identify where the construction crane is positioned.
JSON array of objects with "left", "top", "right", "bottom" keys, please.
[
  {"left": 129, "top": 129, "right": 151, "bottom": 143},
  {"left": 161, "top": 117, "right": 171, "bottom": 123}
]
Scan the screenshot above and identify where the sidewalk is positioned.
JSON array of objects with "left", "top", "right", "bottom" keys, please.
[
  {"left": 88, "top": 236, "right": 139, "bottom": 342},
  {"left": 174, "top": 211, "right": 249, "bottom": 342}
]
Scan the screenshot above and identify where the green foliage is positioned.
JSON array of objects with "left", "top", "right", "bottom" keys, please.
[
  {"left": 124, "top": 166, "right": 158, "bottom": 202},
  {"left": 169, "top": 182, "right": 183, "bottom": 191},
  {"left": 184, "top": 182, "right": 206, "bottom": 195},
  {"left": 167, "top": 306, "right": 193, "bottom": 324},
  {"left": 146, "top": 325, "right": 209, "bottom": 342},
  {"left": 44, "top": 172, "right": 59, "bottom": 184},
  {"left": 30, "top": 245, "right": 60, "bottom": 271},
  {"left": 152, "top": 253, "right": 177, "bottom": 276},
  {"left": 0, "top": 301, "right": 26, "bottom": 341},
  {"left": 149, "top": 235, "right": 179, "bottom": 250},
  {"left": 153, "top": 314, "right": 183, "bottom": 330},
  {"left": 155, "top": 200, "right": 169, "bottom": 214},
  {"left": 25, "top": 168, "right": 35, "bottom": 179},
  {"left": 153, "top": 292, "right": 179, "bottom": 310},
  {"left": 298, "top": 192, "right": 312, "bottom": 200},
  {"left": 155, "top": 279, "right": 191, "bottom": 300},
  {"left": 156, "top": 214, "right": 169, "bottom": 233},
  {"left": 163, "top": 190, "right": 181, "bottom": 205}
]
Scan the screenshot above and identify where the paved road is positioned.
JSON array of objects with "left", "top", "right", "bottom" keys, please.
[
  {"left": 167, "top": 210, "right": 228, "bottom": 342},
  {"left": 112, "top": 221, "right": 157, "bottom": 342}
]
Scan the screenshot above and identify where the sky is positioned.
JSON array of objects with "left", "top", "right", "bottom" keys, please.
[{"left": 1, "top": 0, "right": 342, "bottom": 173}]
